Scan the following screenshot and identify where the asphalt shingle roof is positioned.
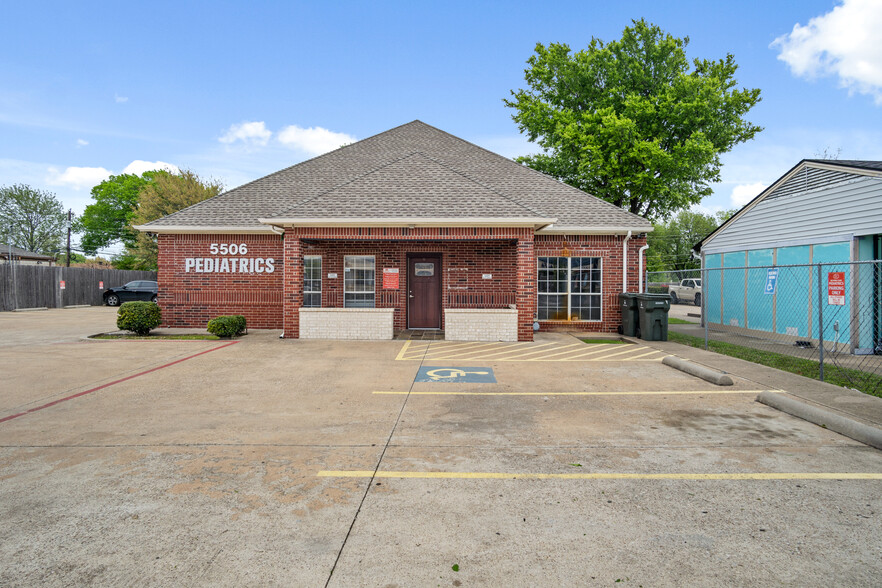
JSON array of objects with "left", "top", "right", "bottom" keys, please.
[
  {"left": 143, "top": 120, "right": 651, "bottom": 232},
  {"left": 804, "top": 159, "right": 882, "bottom": 172},
  {"left": 0, "top": 243, "right": 55, "bottom": 260}
]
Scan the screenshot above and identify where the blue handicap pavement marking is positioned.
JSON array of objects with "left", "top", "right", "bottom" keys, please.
[{"left": 415, "top": 366, "right": 497, "bottom": 383}]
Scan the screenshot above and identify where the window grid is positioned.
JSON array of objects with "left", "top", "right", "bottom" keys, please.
[
  {"left": 344, "top": 255, "right": 376, "bottom": 308},
  {"left": 303, "top": 256, "right": 322, "bottom": 308},
  {"left": 537, "top": 257, "right": 602, "bottom": 321}
]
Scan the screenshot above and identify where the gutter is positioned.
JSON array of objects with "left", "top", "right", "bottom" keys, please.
[{"left": 638, "top": 244, "right": 650, "bottom": 293}]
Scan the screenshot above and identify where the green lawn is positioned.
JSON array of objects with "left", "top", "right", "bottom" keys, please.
[
  {"left": 91, "top": 333, "right": 221, "bottom": 340},
  {"left": 668, "top": 317, "right": 695, "bottom": 325},
  {"left": 668, "top": 331, "right": 882, "bottom": 398},
  {"left": 580, "top": 338, "right": 629, "bottom": 345}
]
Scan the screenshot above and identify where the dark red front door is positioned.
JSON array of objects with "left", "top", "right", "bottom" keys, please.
[{"left": 408, "top": 254, "right": 441, "bottom": 329}]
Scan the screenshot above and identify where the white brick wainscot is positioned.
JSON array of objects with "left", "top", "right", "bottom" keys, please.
[
  {"left": 299, "top": 308, "right": 395, "bottom": 340},
  {"left": 444, "top": 308, "right": 519, "bottom": 342}
]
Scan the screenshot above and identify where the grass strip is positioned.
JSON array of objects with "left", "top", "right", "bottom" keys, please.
[
  {"left": 580, "top": 338, "right": 628, "bottom": 345},
  {"left": 668, "top": 317, "right": 695, "bottom": 325},
  {"left": 668, "top": 331, "right": 882, "bottom": 398},
  {"left": 91, "top": 334, "right": 221, "bottom": 340}
]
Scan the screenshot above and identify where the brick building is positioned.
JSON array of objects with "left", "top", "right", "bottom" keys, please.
[{"left": 136, "top": 121, "right": 651, "bottom": 341}]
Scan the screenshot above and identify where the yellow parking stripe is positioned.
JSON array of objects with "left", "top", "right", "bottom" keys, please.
[
  {"left": 396, "top": 340, "right": 670, "bottom": 362},
  {"left": 623, "top": 350, "right": 666, "bottom": 361},
  {"left": 529, "top": 344, "right": 621, "bottom": 361},
  {"left": 319, "top": 470, "right": 882, "bottom": 480},
  {"left": 373, "top": 389, "right": 767, "bottom": 396},
  {"left": 422, "top": 341, "right": 527, "bottom": 360}
]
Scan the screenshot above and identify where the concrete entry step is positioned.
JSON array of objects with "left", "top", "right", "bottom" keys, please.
[{"left": 394, "top": 329, "right": 445, "bottom": 341}]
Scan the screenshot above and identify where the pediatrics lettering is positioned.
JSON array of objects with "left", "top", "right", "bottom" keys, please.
[{"left": 185, "top": 243, "right": 276, "bottom": 274}]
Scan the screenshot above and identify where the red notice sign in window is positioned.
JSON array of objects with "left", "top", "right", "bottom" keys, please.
[
  {"left": 828, "top": 272, "right": 845, "bottom": 306},
  {"left": 383, "top": 268, "right": 400, "bottom": 290}
]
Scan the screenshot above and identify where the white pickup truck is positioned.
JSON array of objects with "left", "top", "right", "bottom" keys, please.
[{"left": 668, "top": 279, "right": 702, "bottom": 306}]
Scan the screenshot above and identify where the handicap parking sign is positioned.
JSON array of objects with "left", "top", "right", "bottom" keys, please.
[
  {"left": 415, "top": 366, "right": 496, "bottom": 383},
  {"left": 764, "top": 268, "right": 778, "bottom": 295}
]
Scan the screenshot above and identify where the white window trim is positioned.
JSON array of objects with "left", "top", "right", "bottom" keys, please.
[
  {"left": 537, "top": 256, "right": 603, "bottom": 322},
  {"left": 343, "top": 255, "right": 376, "bottom": 308},
  {"left": 303, "top": 255, "right": 322, "bottom": 308}
]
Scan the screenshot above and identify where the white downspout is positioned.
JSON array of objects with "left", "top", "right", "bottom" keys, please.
[
  {"left": 638, "top": 244, "right": 649, "bottom": 293},
  {"left": 622, "top": 230, "right": 632, "bottom": 292}
]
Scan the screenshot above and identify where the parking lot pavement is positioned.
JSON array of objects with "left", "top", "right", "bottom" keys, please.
[{"left": 1, "top": 308, "right": 881, "bottom": 586}]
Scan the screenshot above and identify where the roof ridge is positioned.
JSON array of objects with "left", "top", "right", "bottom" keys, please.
[
  {"left": 413, "top": 121, "right": 650, "bottom": 224},
  {"left": 415, "top": 151, "right": 546, "bottom": 217},
  {"left": 149, "top": 121, "right": 433, "bottom": 225},
  {"left": 272, "top": 151, "right": 425, "bottom": 217}
]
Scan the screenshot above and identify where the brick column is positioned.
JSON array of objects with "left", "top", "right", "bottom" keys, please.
[
  {"left": 515, "top": 236, "right": 536, "bottom": 341},
  {"left": 283, "top": 230, "right": 302, "bottom": 338}
]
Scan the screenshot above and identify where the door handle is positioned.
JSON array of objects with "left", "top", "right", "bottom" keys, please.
[{"left": 409, "top": 295, "right": 415, "bottom": 299}]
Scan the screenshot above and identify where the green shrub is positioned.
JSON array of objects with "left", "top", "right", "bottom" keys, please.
[
  {"left": 647, "top": 286, "right": 669, "bottom": 294},
  {"left": 207, "top": 315, "right": 247, "bottom": 338},
  {"left": 117, "top": 301, "right": 162, "bottom": 336}
]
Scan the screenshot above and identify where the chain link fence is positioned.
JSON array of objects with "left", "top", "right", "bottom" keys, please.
[{"left": 648, "top": 261, "right": 882, "bottom": 396}]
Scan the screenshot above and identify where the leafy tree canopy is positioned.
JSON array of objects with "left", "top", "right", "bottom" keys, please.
[
  {"left": 647, "top": 208, "right": 735, "bottom": 272},
  {"left": 505, "top": 19, "right": 762, "bottom": 221},
  {"left": 76, "top": 171, "right": 164, "bottom": 255},
  {"left": 0, "top": 183, "right": 68, "bottom": 255},
  {"left": 126, "top": 170, "right": 223, "bottom": 269}
]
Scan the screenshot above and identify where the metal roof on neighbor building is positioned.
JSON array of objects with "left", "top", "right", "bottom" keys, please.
[
  {"left": 695, "top": 159, "right": 882, "bottom": 253},
  {"left": 140, "top": 120, "right": 651, "bottom": 234}
]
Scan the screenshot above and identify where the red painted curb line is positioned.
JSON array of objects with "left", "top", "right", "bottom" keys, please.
[{"left": 0, "top": 341, "right": 238, "bottom": 425}]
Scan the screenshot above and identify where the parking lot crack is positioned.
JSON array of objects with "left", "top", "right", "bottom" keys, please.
[{"left": 323, "top": 341, "right": 431, "bottom": 587}]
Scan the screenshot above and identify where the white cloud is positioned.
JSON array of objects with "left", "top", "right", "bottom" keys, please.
[
  {"left": 730, "top": 182, "right": 767, "bottom": 207},
  {"left": 122, "top": 160, "right": 180, "bottom": 176},
  {"left": 219, "top": 121, "right": 272, "bottom": 146},
  {"left": 46, "top": 166, "right": 112, "bottom": 190},
  {"left": 76, "top": 139, "right": 88, "bottom": 147},
  {"left": 114, "top": 94, "right": 128, "bottom": 103},
  {"left": 277, "top": 124, "right": 355, "bottom": 155},
  {"left": 772, "top": 0, "right": 882, "bottom": 104}
]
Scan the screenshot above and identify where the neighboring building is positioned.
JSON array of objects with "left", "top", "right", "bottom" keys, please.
[
  {"left": 136, "top": 121, "right": 651, "bottom": 341},
  {"left": 695, "top": 159, "right": 882, "bottom": 353},
  {"left": 0, "top": 244, "right": 56, "bottom": 266}
]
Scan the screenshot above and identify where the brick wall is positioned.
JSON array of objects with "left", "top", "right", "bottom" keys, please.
[
  {"left": 444, "top": 308, "right": 518, "bottom": 341},
  {"left": 300, "top": 308, "right": 394, "bottom": 339},
  {"left": 534, "top": 234, "right": 648, "bottom": 333},
  {"left": 157, "top": 229, "right": 647, "bottom": 338},
  {"left": 157, "top": 233, "right": 284, "bottom": 329}
]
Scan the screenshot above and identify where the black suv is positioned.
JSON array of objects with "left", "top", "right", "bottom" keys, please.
[{"left": 103, "top": 280, "right": 158, "bottom": 306}]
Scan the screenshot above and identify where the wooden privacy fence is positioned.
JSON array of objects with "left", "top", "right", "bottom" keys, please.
[{"left": 0, "top": 265, "right": 156, "bottom": 311}]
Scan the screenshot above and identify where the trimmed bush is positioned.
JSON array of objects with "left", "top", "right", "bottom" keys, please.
[
  {"left": 207, "top": 315, "right": 247, "bottom": 338},
  {"left": 117, "top": 301, "right": 162, "bottom": 336}
]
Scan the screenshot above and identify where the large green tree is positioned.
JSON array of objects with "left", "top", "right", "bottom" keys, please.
[
  {"left": 120, "top": 170, "right": 223, "bottom": 270},
  {"left": 76, "top": 171, "right": 161, "bottom": 254},
  {"left": 647, "top": 208, "right": 735, "bottom": 272},
  {"left": 505, "top": 19, "right": 762, "bottom": 221},
  {"left": 0, "top": 184, "right": 68, "bottom": 255}
]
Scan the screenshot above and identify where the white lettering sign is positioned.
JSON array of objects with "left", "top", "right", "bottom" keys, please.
[{"left": 184, "top": 243, "right": 275, "bottom": 274}]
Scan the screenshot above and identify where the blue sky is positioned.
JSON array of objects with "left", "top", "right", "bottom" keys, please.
[{"left": 2, "top": 1, "right": 880, "bottom": 253}]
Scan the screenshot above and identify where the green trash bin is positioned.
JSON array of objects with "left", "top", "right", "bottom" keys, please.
[
  {"left": 635, "top": 293, "right": 671, "bottom": 341},
  {"left": 618, "top": 293, "right": 639, "bottom": 337}
]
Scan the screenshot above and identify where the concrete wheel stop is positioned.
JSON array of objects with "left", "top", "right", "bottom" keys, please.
[
  {"left": 757, "top": 391, "right": 882, "bottom": 451},
  {"left": 662, "top": 356, "right": 734, "bottom": 386}
]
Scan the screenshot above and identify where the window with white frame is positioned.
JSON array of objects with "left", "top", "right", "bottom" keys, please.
[
  {"left": 537, "top": 257, "right": 602, "bottom": 321},
  {"left": 303, "top": 256, "right": 322, "bottom": 307},
  {"left": 344, "top": 255, "right": 375, "bottom": 307}
]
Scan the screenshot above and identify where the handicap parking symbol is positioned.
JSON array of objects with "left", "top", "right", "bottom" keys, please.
[
  {"left": 764, "top": 268, "right": 779, "bottom": 295},
  {"left": 415, "top": 366, "right": 497, "bottom": 383}
]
